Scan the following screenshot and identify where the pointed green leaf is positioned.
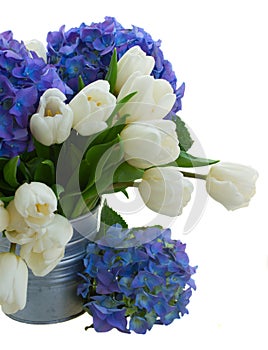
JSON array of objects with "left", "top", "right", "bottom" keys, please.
[
  {"left": 176, "top": 151, "right": 219, "bottom": 167},
  {"left": 78, "top": 75, "right": 85, "bottom": 91},
  {"left": 3, "top": 156, "right": 20, "bottom": 188},
  {"left": 100, "top": 200, "right": 128, "bottom": 229},
  {"left": 113, "top": 162, "right": 144, "bottom": 183},
  {"left": 34, "top": 160, "right": 55, "bottom": 186},
  {"left": 105, "top": 48, "right": 118, "bottom": 94}
]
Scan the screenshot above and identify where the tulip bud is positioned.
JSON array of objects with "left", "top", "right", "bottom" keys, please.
[
  {"left": 30, "top": 88, "right": 73, "bottom": 146},
  {"left": 69, "top": 80, "right": 116, "bottom": 136},
  {"left": 0, "top": 252, "right": 28, "bottom": 314},
  {"left": 206, "top": 162, "right": 258, "bottom": 210},
  {"left": 138, "top": 167, "right": 193, "bottom": 217},
  {"left": 0, "top": 200, "right": 9, "bottom": 232},
  {"left": 117, "top": 72, "right": 176, "bottom": 122},
  {"left": 20, "top": 214, "right": 73, "bottom": 277},
  {"left": 115, "top": 46, "right": 155, "bottom": 93},
  {"left": 14, "top": 182, "right": 57, "bottom": 228},
  {"left": 120, "top": 120, "right": 180, "bottom": 169}
]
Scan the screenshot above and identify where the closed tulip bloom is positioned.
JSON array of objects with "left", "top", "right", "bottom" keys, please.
[
  {"left": 30, "top": 88, "right": 73, "bottom": 146},
  {"left": 20, "top": 214, "right": 73, "bottom": 277},
  {"left": 0, "top": 200, "right": 9, "bottom": 232},
  {"left": 138, "top": 167, "right": 193, "bottom": 217},
  {"left": 5, "top": 200, "right": 36, "bottom": 245},
  {"left": 69, "top": 80, "right": 116, "bottom": 136},
  {"left": 206, "top": 162, "right": 258, "bottom": 210},
  {"left": 14, "top": 182, "right": 57, "bottom": 228},
  {"left": 120, "top": 120, "right": 180, "bottom": 169},
  {"left": 117, "top": 72, "right": 176, "bottom": 123},
  {"left": 25, "top": 39, "right": 47, "bottom": 62},
  {"left": 0, "top": 252, "right": 28, "bottom": 314},
  {"left": 115, "top": 46, "right": 155, "bottom": 93}
]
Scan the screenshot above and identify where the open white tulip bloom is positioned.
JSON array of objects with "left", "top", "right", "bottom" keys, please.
[
  {"left": 24, "top": 39, "right": 47, "bottom": 62},
  {"left": 69, "top": 80, "right": 116, "bottom": 136},
  {"left": 14, "top": 182, "right": 57, "bottom": 228},
  {"left": 20, "top": 214, "right": 73, "bottom": 277},
  {"left": 5, "top": 200, "right": 36, "bottom": 245},
  {"left": 0, "top": 200, "right": 9, "bottom": 232},
  {"left": 0, "top": 253, "right": 28, "bottom": 314},
  {"left": 120, "top": 119, "right": 180, "bottom": 169},
  {"left": 117, "top": 72, "right": 176, "bottom": 123},
  {"left": 115, "top": 45, "right": 155, "bottom": 93},
  {"left": 206, "top": 162, "right": 258, "bottom": 210},
  {"left": 30, "top": 88, "right": 73, "bottom": 146},
  {"left": 138, "top": 167, "right": 194, "bottom": 217}
]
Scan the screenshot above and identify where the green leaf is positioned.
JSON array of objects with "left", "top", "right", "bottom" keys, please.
[
  {"left": 78, "top": 75, "right": 85, "bottom": 91},
  {"left": 34, "top": 160, "right": 55, "bottom": 186},
  {"left": 94, "top": 139, "right": 124, "bottom": 194},
  {"left": 3, "top": 156, "right": 20, "bottom": 188},
  {"left": 172, "top": 115, "right": 194, "bottom": 152},
  {"left": 105, "top": 48, "right": 118, "bottom": 94},
  {"left": 33, "top": 138, "right": 50, "bottom": 159},
  {"left": 0, "top": 157, "right": 8, "bottom": 171},
  {"left": 100, "top": 199, "right": 128, "bottom": 229},
  {"left": 176, "top": 151, "right": 219, "bottom": 167},
  {"left": 113, "top": 162, "right": 144, "bottom": 183},
  {"left": 106, "top": 91, "right": 137, "bottom": 127},
  {"left": 84, "top": 137, "right": 121, "bottom": 190}
]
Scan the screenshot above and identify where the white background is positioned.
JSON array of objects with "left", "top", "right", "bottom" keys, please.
[{"left": 0, "top": 0, "right": 267, "bottom": 349}]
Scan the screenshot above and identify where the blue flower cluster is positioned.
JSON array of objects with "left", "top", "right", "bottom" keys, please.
[
  {"left": 0, "top": 31, "right": 71, "bottom": 158},
  {"left": 46, "top": 16, "right": 185, "bottom": 112},
  {"left": 78, "top": 225, "right": 196, "bottom": 334}
]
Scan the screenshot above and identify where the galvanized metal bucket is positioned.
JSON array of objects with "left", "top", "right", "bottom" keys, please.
[{"left": 0, "top": 207, "right": 99, "bottom": 324}]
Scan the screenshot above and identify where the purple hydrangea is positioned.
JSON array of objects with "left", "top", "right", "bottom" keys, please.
[
  {"left": 78, "top": 226, "right": 197, "bottom": 334},
  {"left": 46, "top": 16, "right": 185, "bottom": 112},
  {"left": 0, "top": 31, "right": 71, "bottom": 158}
]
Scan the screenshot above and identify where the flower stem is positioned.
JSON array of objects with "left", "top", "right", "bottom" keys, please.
[
  {"left": 181, "top": 171, "right": 207, "bottom": 180},
  {"left": 9, "top": 243, "right": 17, "bottom": 254}
]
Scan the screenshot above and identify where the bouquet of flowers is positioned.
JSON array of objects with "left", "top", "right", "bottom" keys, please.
[{"left": 0, "top": 17, "right": 258, "bottom": 332}]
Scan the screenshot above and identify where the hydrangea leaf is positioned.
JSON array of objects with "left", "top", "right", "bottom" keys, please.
[
  {"left": 100, "top": 199, "right": 128, "bottom": 229},
  {"left": 172, "top": 115, "right": 193, "bottom": 152}
]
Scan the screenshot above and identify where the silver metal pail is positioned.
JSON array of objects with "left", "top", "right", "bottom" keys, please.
[{"left": 0, "top": 207, "right": 99, "bottom": 324}]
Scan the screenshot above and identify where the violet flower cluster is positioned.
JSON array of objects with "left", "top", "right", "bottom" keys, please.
[
  {"left": 78, "top": 225, "right": 196, "bottom": 334},
  {"left": 46, "top": 16, "right": 185, "bottom": 112},
  {"left": 0, "top": 31, "right": 70, "bottom": 158}
]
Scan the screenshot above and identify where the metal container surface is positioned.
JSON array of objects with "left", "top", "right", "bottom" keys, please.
[{"left": 0, "top": 208, "right": 99, "bottom": 324}]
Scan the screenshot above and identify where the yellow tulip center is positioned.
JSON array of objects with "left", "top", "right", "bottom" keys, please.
[{"left": 36, "top": 203, "right": 50, "bottom": 215}]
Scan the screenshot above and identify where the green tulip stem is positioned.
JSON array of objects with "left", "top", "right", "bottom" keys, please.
[
  {"left": 181, "top": 171, "right": 207, "bottom": 180},
  {"left": 10, "top": 243, "right": 17, "bottom": 254}
]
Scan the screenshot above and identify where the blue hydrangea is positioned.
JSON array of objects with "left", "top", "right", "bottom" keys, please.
[
  {"left": 78, "top": 226, "right": 197, "bottom": 334},
  {"left": 0, "top": 31, "right": 71, "bottom": 158},
  {"left": 46, "top": 16, "right": 185, "bottom": 113}
]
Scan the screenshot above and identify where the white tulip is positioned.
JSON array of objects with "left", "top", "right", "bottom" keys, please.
[
  {"left": 14, "top": 182, "right": 57, "bottom": 228},
  {"left": 0, "top": 200, "right": 9, "bottom": 232},
  {"left": 69, "top": 80, "right": 116, "bottom": 136},
  {"left": 115, "top": 46, "right": 155, "bottom": 93},
  {"left": 5, "top": 200, "right": 36, "bottom": 245},
  {"left": 120, "top": 120, "right": 180, "bottom": 169},
  {"left": 138, "top": 167, "right": 193, "bottom": 217},
  {"left": 30, "top": 88, "right": 73, "bottom": 146},
  {"left": 206, "top": 162, "right": 258, "bottom": 210},
  {"left": 25, "top": 39, "right": 47, "bottom": 62},
  {"left": 117, "top": 72, "right": 176, "bottom": 123},
  {"left": 0, "top": 252, "right": 28, "bottom": 314},
  {"left": 20, "top": 214, "right": 73, "bottom": 277}
]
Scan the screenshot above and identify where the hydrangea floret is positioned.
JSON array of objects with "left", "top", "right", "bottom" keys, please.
[{"left": 78, "top": 225, "right": 197, "bottom": 334}]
